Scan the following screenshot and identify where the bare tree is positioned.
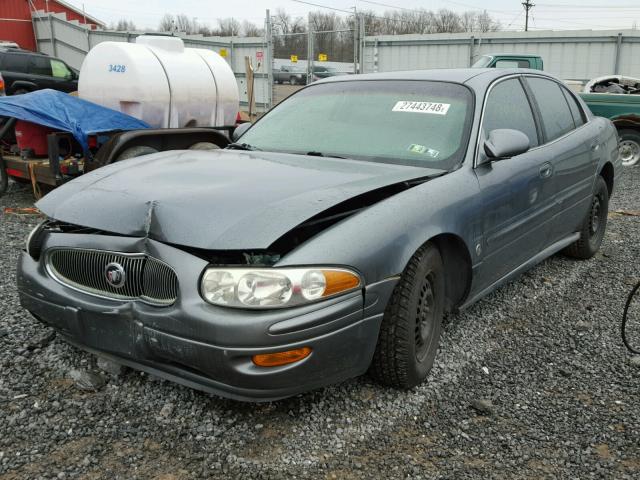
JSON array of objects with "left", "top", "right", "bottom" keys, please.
[
  {"left": 477, "top": 10, "right": 501, "bottom": 32},
  {"left": 113, "top": 19, "right": 136, "bottom": 31},
  {"left": 216, "top": 18, "right": 241, "bottom": 36},
  {"left": 433, "top": 9, "right": 463, "bottom": 33},
  {"left": 158, "top": 13, "right": 175, "bottom": 32},
  {"left": 242, "top": 20, "right": 263, "bottom": 37}
]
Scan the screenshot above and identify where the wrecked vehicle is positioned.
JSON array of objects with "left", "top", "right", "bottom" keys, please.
[
  {"left": 581, "top": 75, "right": 640, "bottom": 167},
  {"left": 17, "top": 69, "right": 621, "bottom": 401}
]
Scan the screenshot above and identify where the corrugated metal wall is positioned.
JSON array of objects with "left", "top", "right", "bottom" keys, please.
[
  {"left": 33, "top": 12, "right": 271, "bottom": 112},
  {"left": 363, "top": 30, "right": 640, "bottom": 81}
]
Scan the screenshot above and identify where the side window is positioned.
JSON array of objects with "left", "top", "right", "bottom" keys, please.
[
  {"left": 50, "top": 59, "right": 72, "bottom": 79},
  {"left": 483, "top": 78, "right": 539, "bottom": 148},
  {"left": 2, "top": 54, "right": 29, "bottom": 73},
  {"left": 561, "top": 87, "right": 586, "bottom": 128},
  {"left": 28, "top": 56, "right": 52, "bottom": 76},
  {"left": 495, "top": 59, "right": 530, "bottom": 69},
  {"left": 526, "top": 77, "right": 575, "bottom": 141}
]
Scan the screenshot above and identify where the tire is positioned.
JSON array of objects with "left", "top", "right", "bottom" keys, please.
[
  {"left": 0, "top": 154, "right": 7, "bottom": 197},
  {"left": 13, "top": 88, "right": 29, "bottom": 95},
  {"left": 618, "top": 129, "right": 640, "bottom": 167},
  {"left": 564, "top": 176, "right": 609, "bottom": 259},
  {"left": 115, "top": 145, "right": 158, "bottom": 162},
  {"left": 369, "top": 243, "right": 445, "bottom": 388}
]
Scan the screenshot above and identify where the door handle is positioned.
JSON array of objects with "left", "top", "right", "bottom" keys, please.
[
  {"left": 539, "top": 162, "right": 553, "bottom": 179},
  {"left": 591, "top": 143, "right": 600, "bottom": 152}
]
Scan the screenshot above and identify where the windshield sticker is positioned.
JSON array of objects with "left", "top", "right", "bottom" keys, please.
[
  {"left": 408, "top": 144, "right": 440, "bottom": 158},
  {"left": 392, "top": 101, "right": 451, "bottom": 115}
]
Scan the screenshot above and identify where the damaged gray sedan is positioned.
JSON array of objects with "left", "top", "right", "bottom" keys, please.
[{"left": 18, "top": 69, "right": 621, "bottom": 401}]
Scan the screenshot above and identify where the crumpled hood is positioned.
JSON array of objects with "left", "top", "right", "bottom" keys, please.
[{"left": 37, "top": 150, "right": 443, "bottom": 250}]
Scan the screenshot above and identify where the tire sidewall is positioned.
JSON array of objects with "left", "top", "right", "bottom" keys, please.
[
  {"left": 618, "top": 129, "right": 640, "bottom": 167},
  {"left": 403, "top": 246, "right": 445, "bottom": 385},
  {"left": 587, "top": 177, "right": 609, "bottom": 254}
]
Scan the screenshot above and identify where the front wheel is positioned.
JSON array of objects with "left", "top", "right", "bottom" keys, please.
[
  {"left": 369, "top": 243, "right": 444, "bottom": 388},
  {"left": 618, "top": 129, "right": 640, "bottom": 167},
  {"left": 564, "top": 176, "right": 609, "bottom": 259}
]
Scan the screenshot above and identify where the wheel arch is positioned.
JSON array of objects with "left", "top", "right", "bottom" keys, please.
[
  {"left": 423, "top": 233, "right": 473, "bottom": 313},
  {"left": 599, "top": 161, "right": 614, "bottom": 197}
]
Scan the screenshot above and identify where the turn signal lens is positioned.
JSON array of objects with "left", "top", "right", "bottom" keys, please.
[
  {"left": 322, "top": 270, "right": 361, "bottom": 297},
  {"left": 252, "top": 347, "right": 312, "bottom": 367}
]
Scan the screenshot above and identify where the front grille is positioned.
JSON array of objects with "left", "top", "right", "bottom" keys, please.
[{"left": 46, "top": 248, "right": 178, "bottom": 306}]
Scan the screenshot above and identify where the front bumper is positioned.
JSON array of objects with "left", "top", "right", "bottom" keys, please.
[{"left": 17, "top": 233, "right": 397, "bottom": 401}]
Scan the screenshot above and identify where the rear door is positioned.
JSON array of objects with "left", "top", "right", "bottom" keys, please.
[
  {"left": 475, "top": 76, "right": 556, "bottom": 286},
  {"left": 523, "top": 76, "right": 595, "bottom": 241}
]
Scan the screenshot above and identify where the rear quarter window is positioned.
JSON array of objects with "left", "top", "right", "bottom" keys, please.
[{"left": 1, "top": 53, "right": 29, "bottom": 73}]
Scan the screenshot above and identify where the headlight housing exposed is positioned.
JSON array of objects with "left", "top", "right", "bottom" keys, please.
[{"left": 201, "top": 267, "right": 361, "bottom": 309}]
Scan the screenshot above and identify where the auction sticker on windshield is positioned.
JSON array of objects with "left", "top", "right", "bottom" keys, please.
[{"left": 392, "top": 101, "right": 450, "bottom": 115}]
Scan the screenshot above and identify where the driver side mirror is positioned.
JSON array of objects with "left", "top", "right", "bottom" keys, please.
[
  {"left": 232, "top": 122, "right": 252, "bottom": 142},
  {"left": 483, "top": 129, "right": 530, "bottom": 160}
]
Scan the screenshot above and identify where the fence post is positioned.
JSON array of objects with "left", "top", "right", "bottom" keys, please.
[
  {"left": 358, "top": 15, "right": 365, "bottom": 74},
  {"left": 469, "top": 36, "right": 475, "bottom": 67},
  {"left": 307, "top": 13, "right": 314, "bottom": 84},
  {"left": 265, "top": 9, "right": 273, "bottom": 110},
  {"left": 49, "top": 14, "right": 58, "bottom": 56},
  {"left": 614, "top": 32, "right": 623, "bottom": 75}
]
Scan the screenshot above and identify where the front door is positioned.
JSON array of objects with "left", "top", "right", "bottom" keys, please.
[{"left": 474, "top": 76, "right": 556, "bottom": 287}]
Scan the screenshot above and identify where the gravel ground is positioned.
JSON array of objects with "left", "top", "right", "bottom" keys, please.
[{"left": 1, "top": 169, "right": 639, "bottom": 480}]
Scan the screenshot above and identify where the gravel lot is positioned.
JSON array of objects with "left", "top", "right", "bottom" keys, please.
[{"left": 1, "top": 169, "right": 639, "bottom": 479}]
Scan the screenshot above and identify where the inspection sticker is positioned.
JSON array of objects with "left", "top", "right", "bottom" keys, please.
[
  {"left": 392, "top": 101, "right": 450, "bottom": 115},
  {"left": 408, "top": 144, "right": 440, "bottom": 158}
]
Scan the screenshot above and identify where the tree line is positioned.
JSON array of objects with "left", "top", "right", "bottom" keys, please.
[{"left": 110, "top": 8, "right": 501, "bottom": 62}]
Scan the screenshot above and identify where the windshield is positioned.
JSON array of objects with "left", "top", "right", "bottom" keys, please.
[
  {"left": 472, "top": 55, "right": 493, "bottom": 68},
  {"left": 239, "top": 80, "right": 473, "bottom": 169}
]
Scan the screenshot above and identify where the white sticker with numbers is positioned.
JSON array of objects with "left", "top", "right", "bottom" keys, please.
[{"left": 392, "top": 101, "right": 450, "bottom": 115}]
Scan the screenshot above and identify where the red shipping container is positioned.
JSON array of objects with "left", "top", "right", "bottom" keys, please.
[{"left": 15, "top": 120, "right": 54, "bottom": 157}]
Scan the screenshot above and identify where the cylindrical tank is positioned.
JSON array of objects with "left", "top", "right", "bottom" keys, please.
[{"left": 78, "top": 35, "right": 239, "bottom": 128}]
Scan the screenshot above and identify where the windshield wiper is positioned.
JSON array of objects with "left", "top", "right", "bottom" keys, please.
[
  {"left": 306, "top": 151, "right": 346, "bottom": 159},
  {"left": 226, "top": 142, "right": 261, "bottom": 151}
]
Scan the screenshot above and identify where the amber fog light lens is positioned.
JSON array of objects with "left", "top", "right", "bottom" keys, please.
[
  {"left": 252, "top": 347, "right": 312, "bottom": 367},
  {"left": 322, "top": 270, "right": 361, "bottom": 297}
]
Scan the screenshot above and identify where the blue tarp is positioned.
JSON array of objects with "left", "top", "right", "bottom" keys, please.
[{"left": 0, "top": 89, "right": 149, "bottom": 153}]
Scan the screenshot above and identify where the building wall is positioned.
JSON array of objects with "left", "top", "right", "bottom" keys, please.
[{"left": 0, "top": 0, "right": 100, "bottom": 51}]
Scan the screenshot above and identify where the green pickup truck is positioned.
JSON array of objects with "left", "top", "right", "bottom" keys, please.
[{"left": 473, "top": 53, "right": 640, "bottom": 166}]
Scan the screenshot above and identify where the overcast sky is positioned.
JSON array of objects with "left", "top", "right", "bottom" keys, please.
[{"left": 66, "top": 0, "right": 640, "bottom": 32}]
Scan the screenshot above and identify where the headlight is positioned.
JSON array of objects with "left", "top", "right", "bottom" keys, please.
[{"left": 201, "top": 267, "right": 361, "bottom": 309}]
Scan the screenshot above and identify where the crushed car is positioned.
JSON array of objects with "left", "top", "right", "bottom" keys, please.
[{"left": 17, "top": 69, "right": 621, "bottom": 401}]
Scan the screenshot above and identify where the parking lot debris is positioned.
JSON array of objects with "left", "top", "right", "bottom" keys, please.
[
  {"left": 630, "top": 356, "right": 640, "bottom": 368},
  {"left": 26, "top": 330, "right": 55, "bottom": 351},
  {"left": 68, "top": 369, "right": 106, "bottom": 392},
  {"left": 470, "top": 398, "right": 494, "bottom": 415},
  {"left": 96, "top": 356, "right": 127, "bottom": 377},
  {"left": 2, "top": 207, "right": 42, "bottom": 216}
]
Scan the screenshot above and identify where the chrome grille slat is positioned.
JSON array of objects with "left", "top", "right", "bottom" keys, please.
[{"left": 46, "top": 248, "right": 178, "bottom": 306}]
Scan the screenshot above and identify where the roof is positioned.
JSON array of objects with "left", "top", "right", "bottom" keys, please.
[
  {"left": 320, "top": 68, "right": 555, "bottom": 85},
  {"left": 52, "top": 0, "right": 105, "bottom": 27}
]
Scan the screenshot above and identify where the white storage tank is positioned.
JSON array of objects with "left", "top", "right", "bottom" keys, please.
[{"left": 78, "top": 35, "right": 239, "bottom": 128}]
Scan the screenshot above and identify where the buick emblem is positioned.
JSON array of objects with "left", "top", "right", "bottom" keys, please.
[{"left": 104, "top": 262, "right": 126, "bottom": 288}]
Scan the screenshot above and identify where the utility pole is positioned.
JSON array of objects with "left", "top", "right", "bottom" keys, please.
[{"left": 522, "top": 0, "right": 534, "bottom": 32}]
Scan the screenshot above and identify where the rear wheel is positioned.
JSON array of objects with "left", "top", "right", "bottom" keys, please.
[
  {"left": 564, "top": 176, "right": 609, "bottom": 259},
  {"left": 618, "top": 129, "right": 640, "bottom": 167},
  {"left": 13, "top": 88, "right": 29, "bottom": 95},
  {"left": 369, "top": 243, "right": 444, "bottom": 388}
]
